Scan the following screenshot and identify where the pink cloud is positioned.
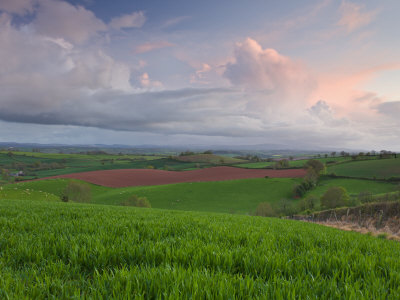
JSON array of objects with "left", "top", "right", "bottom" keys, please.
[
  {"left": 224, "top": 38, "right": 312, "bottom": 94},
  {"left": 310, "top": 63, "right": 400, "bottom": 120},
  {"left": 134, "top": 41, "right": 174, "bottom": 54},
  {"left": 139, "top": 73, "right": 163, "bottom": 88},
  {"left": 338, "top": 1, "right": 377, "bottom": 32}
]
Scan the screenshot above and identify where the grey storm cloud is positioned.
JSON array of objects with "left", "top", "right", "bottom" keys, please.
[
  {"left": 376, "top": 101, "right": 400, "bottom": 120},
  {"left": 1, "top": 3, "right": 399, "bottom": 150}
]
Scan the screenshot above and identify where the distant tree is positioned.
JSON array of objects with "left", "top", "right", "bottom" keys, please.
[
  {"left": 274, "top": 159, "right": 289, "bottom": 169},
  {"left": 320, "top": 187, "right": 349, "bottom": 209},
  {"left": 120, "top": 195, "right": 151, "bottom": 208},
  {"left": 61, "top": 181, "right": 91, "bottom": 203},
  {"left": 304, "top": 159, "right": 325, "bottom": 175},
  {"left": 298, "top": 195, "right": 318, "bottom": 212},
  {"left": 254, "top": 202, "right": 276, "bottom": 217},
  {"left": 330, "top": 152, "right": 336, "bottom": 157},
  {"left": 203, "top": 150, "right": 213, "bottom": 154}
]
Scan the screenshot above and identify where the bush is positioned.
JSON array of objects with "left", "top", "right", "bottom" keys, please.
[
  {"left": 320, "top": 186, "right": 349, "bottom": 209},
  {"left": 298, "top": 195, "right": 318, "bottom": 212},
  {"left": 121, "top": 195, "right": 151, "bottom": 208},
  {"left": 61, "top": 181, "right": 91, "bottom": 203},
  {"left": 254, "top": 202, "right": 276, "bottom": 217}
]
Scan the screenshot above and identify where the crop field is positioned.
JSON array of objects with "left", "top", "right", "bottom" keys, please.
[
  {"left": 1, "top": 199, "right": 400, "bottom": 298},
  {"left": 327, "top": 158, "right": 400, "bottom": 179},
  {"left": 43, "top": 166, "right": 306, "bottom": 187}
]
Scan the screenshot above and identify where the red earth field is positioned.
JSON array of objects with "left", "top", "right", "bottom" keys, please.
[{"left": 47, "top": 166, "right": 306, "bottom": 187}]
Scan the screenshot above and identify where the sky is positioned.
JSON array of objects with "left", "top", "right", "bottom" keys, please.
[{"left": 0, "top": 0, "right": 400, "bottom": 150}]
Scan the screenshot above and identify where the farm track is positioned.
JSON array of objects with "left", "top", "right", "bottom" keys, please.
[{"left": 40, "top": 166, "right": 306, "bottom": 187}]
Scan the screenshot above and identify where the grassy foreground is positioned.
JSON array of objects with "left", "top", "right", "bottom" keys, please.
[{"left": 0, "top": 199, "right": 400, "bottom": 298}]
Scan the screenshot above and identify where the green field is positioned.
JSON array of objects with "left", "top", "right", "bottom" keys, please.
[
  {"left": 234, "top": 156, "right": 351, "bottom": 169},
  {"left": 4, "top": 178, "right": 301, "bottom": 214},
  {"left": 0, "top": 152, "right": 254, "bottom": 179},
  {"left": 1, "top": 199, "right": 399, "bottom": 298},
  {"left": 4, "top": 175, "right": 397, "bottom": 215},
  {"left": 305, "top": 177, "right": 398, "bottom": 198},
  {"left": 328, "top": 158, "right": 400, "bottom": 179}
]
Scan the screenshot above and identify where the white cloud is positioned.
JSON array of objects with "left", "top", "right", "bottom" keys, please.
[
  {"left": 0, "top": 0, "right": 36, "bottom": 15},
  {"left": 109, "top": 11, "right": 146, "bottom": 30},
  {"left": 33, "top": 0, "right": 106, "bottom": 44},
  {"left": 224, "top": 38, "right": 313, "bottom": 95}
]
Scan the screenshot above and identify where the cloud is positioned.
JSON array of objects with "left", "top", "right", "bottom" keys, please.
[
  {"left": 109, "top": 11, "right": 146, "bottom": 30},
  {"left": 309, "top": 100, "right": 348, "bottom": 126},
  {"left": 338, "top": 1, "right": 376, "bottom": 33},
  {"left": 33, "top": 0, "right": 106, "bottom": 44},
  {"left": 0, "top": 0, "right": 36, "bottom": 15},
  {"left": 161, "top": 16, "right": 190, "bottom": 29},
  {"left": 376, "top": 101, "right": 400, "bottom": 121},
  {"left": 134, "top": 41, "right": 174, "bottom": 54},
  {"left": 139, "top": 73, "right": 163, "bottom": 88},
  {"left": 224, "top": 38, "right": 313, "bottom": 95},
  {"left": 190, "top": 63, "right": 212, "bottom": 84}
]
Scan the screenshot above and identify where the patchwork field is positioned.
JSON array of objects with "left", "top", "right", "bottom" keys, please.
[{"left": 42, "top": 166, "right": 306, "bottom": 187}]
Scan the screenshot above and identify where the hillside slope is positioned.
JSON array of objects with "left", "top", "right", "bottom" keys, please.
[{"left": 1, "top": 199, "right": 400, "bottom": 298}]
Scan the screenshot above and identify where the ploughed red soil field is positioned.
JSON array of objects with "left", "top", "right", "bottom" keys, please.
[{"left": 46, "top": 166, "right": 306, "bottom": 187}]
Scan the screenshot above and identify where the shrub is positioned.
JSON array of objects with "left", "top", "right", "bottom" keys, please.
[
  {"left": 254, "top": 202, "right": 276, "bottom": 217},
  {"left": 121, "top": 195, "right": 151, "bottom": 208},
  {"left": 320, "top": 186, "right": 349, "bottom": 209},
  {"left": 304, "top": 159, "right": 325, "bottom": 174},
  {"left": 61, "top": 181, "right": 91, "bottom": 203},
  {"left": 298, "top": 195, "right": 318, "bottom": 212}
]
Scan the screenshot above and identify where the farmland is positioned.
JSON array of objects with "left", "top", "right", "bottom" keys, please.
[
  {"left": 0, "top": 151, "right": 242, "bottom": 179},
  {"left": 1, "top": 199, "right": 400, "bottom": 298},
  {"left": 327, "top": 158, "right": 400, "bottom": 179},
  {"left": 2, "top": 178, "right": 301, "bottom": 214}
]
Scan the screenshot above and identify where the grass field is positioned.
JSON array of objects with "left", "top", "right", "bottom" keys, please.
[
  {"left": 1, "top": 199, "right": 400, "bottom": 298},
  {"left": 5, "top": 178, "right": 301, "bottom": 214},
  {"left": 4, "top": 175, "right": 397, "bottom": 214},
  {"left": 305, "top": 177, "right": 398, "bottom": 198},
  {"left": 234, "top": 156, "right": 351, "bottom": 169},
  {"left": 327, "top": 158, "right": 400, "bottom": 179}
]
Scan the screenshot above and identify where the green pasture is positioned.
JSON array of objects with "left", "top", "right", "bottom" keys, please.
[
  {"left": 327, "top": 158, "right": 400, "bottom": 179},
  {"left": 234, "top": 156, "right": 351, "bottom": 169},
  {"left": 1, "top": 199, "right": 400, "bottom": 298},
  {"left": 5, "top": 175, "right": 397, "bottom": 214},
  {"left": 6, "top": 178, "right": 300, "bottom": 214},
  {"left": 305, "top": 177, "right": 397, "bottom": 199}
]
